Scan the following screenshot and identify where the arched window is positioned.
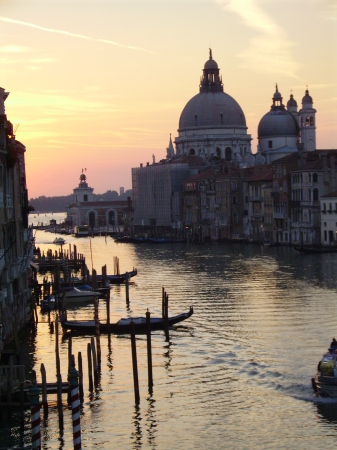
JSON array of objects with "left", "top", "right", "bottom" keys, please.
[
  {"left": 232, "top": 195, "right": 237, "bottom": 205},
  {"left": 225, "top": 147, "right": 231, "bottom": 161},
  {"left": 313, "top": 188, "right": 319, "bottom": 201},
  {"left": 216, "top": 147, "right": 221, "bottom": 158},
  {"left": 108, "top": 211, "right": 115, "bottom": 226},
  {"left": 233, "top": 211, "right": 238, "bottom": 223},
  {"left": 189, "top": 148, "right": 195, "bottom": 155},
  {"left": 84, "top": 194, "right": 88, "bottom": 201},
  {"left": 313, "top": 173, "right": 318, "bottom": 183},
  {"left": 310, "top": 117, "right": 314, "bottom": 126},
  {"left": 306, "top": 116, "right": 310, "bottom": 127}
]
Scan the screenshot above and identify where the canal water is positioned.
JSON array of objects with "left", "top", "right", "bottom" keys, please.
[{"left": 2, "top": 213, "right": 337, "bottom": 449}]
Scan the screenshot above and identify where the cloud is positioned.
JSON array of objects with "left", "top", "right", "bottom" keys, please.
[
  {"left": 0, "top": 16, "right": 157, "bottom": 54},
  {"left": 215, "top": 0, "right": 300, "bottom": 78},
  {"left": 0, "top": 45, "right": 30, "bottom": 52}
]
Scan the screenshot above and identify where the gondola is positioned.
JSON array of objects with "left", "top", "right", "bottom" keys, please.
[
  {"left": 96, "top": 268, "right": 137, "bottom": 284},
  {"left": 294, "top": 245, "right": 337, "bottom": 254},
  {"left": 61, "top": 306, "right": 193, "bottom": 334}
]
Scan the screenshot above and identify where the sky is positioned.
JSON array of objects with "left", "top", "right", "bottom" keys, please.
[{"left": 1, "top": 0, "right": 337, "bottom": 199}]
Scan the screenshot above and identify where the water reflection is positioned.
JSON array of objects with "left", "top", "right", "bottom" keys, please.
[
  {"left": 145, "top": 394, "right": 157, "bottom": 447},
  {"left": 131, "top": 404, "right": 142, "bottom": 449},
  {"left": 316, "top": 401, "right": 337, "bottom": 426}
]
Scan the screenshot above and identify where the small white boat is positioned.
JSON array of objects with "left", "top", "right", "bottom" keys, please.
[
  {"left": 53, "top": 237, "right": 66, "bottom": 245},
  {"left": 65, "top": 287, "right": 101, "bottom": 303}
]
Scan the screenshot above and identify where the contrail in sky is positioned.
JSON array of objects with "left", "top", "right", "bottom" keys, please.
[{"left": 0, "top": 16, "right": 157, "bottom": 54}]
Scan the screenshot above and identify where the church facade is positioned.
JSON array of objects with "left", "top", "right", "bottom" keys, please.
[{"left": 66, "top": 171, "right": 128, "bottom": 231}]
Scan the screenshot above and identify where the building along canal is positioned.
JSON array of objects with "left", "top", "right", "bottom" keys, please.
[{"left": 2, "top": 217, "right": 337, "bottom": 449}]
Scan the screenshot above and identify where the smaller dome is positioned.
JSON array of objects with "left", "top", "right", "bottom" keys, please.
[
  {"left": 204, "top": 48, "right": 218, "bottom": 70},
  {"left": 302, "top": 89, "right": 313, "bottom": 104},
  {"left": 204, "top": 58, "right": 218, "bottom": 70},
  {"left": 258, "top": 109, "right": 299, "bottom": 138},
  {"left": 287, "top": 94, "right": 297, "bottom": 108}
]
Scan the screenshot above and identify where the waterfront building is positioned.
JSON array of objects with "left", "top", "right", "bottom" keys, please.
[
  {"left": 213, "top": 166, "right": 246, "bottom": 241},
  {"left": 0, "top": 87, "right": 34, "bottom": 344},
  {"left": 132, "top": 155, "right": 206, "bottom": 237},
  {"left": 66, "top": 171, "right": 128, "bottom": 232},
  {"left": 245, "top": 166, "right": 273, "bottom": 242},
  {"left": 320, "top": 192, "right": 337, "bottom": 246},
  {"left": 182, "top": 167, "right": 217, "bottom": 242},
  {"left": 290, "top": 149, "right": 337, "bottom": 245}
]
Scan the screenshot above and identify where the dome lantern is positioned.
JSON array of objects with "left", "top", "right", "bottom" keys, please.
[{"left": 199, "top": 48, "right": 223, "bottom": 93}]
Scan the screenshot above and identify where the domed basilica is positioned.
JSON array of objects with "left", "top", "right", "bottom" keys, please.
[
  {"left": 172, "top": 49, "right": 254, "bottom": 166},
  {"left": 167, "top": 50, "right": 317, "bottom": 166}
]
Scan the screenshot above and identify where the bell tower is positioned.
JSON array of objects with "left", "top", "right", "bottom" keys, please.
[{"left": 299, "top": 88, "right": 316, "bottom": 152}]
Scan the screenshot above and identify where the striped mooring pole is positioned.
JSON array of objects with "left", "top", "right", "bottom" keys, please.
[
  {"left": 29, "top": 375, "right": 41, "bottom": 450},
  {"left": 69, "top": 365, "right": 82, "bottom": 450}
]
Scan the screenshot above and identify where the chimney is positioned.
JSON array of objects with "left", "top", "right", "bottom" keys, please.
[
  {"left": 140, "top": 163, "right": 143, "bottom": 167},
  {"left": 147, "top": 162, "right": 149, "bottom": 166}
]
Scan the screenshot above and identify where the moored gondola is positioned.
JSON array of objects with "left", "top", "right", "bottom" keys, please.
[{"left": 61, "top": 306, "right": 193, "bottom": 334}]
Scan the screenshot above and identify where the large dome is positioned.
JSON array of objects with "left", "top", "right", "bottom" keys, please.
[
  {"left": 258, "top": 109, "right": 299, "bottom": 138},
  {"left": 179, "top": 91, "right": 246, "bottom": 130}
]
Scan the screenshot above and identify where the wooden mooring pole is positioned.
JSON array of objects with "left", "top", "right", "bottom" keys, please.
[
  {"left": 130, "top": 319, "right": 140, "bottom": 404},
  {"left": 146, "top": 310, "right": 153, "bottom": 392},
  {"left": 87, "top": 343, "right": 93, "bottom": 392},
  {"left": 40, "top": 363, "right": 48, "bottom": 420}
]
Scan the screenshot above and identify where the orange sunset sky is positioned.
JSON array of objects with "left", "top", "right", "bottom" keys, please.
[{"left": 1, "top": 0, "right": 337, "bottom": 199}]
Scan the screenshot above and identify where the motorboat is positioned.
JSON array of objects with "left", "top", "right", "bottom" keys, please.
[
  {"left": 312, "top": 346, "right": 337, "bottom": 397},
  {"left": 53, "top": 237, "right": 66, "bottom": 245},
  {"left": 64, "top": 287, "right": 101, "bottom": 303}
]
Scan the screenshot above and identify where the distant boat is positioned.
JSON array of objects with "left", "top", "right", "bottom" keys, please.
[
  {"left": 96, "top": 268, "right": 137, "bottom": 284},
  {"left": 53, "top": 237, "right": 66, "bottom": 245},
  {"left": 294, "top": 245, "right": 337, "bottom": 254}
]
